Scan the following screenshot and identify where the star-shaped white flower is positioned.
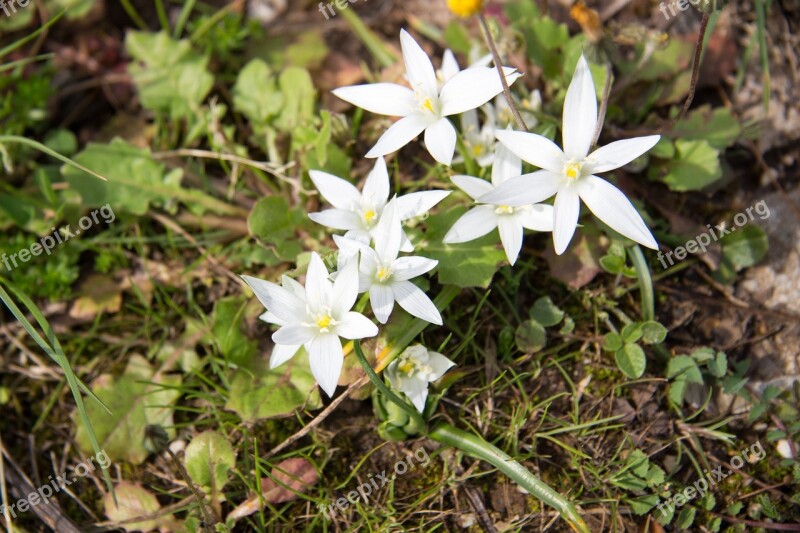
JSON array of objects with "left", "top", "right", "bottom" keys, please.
[
  {"left": 480, "top": 55, "right": 660, "bottom": 254},
  {"left": 242, "top": 253, "right": 378, "bottom": 398},
  {"left": 335, "top": 199, "right": 442, "bottom": 325},
  {"left": 385, "top": 345, "right": 455, "bottom": 413},
  {"left": 443, "top": 141, "right": 553, "bottom": 265},
  {"left": 332, "top": 29, "right": 521, "bottom": 166},
  {"left": 247, "top": 274, "right": 306, "bottom": 370},
  {"left": 308, "top": 156, "right": 449, "bottom": 251}
]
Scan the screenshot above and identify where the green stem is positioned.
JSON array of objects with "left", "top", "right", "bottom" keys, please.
[
  {"left": 428, "top": 423, "right": 589, "bottom": 533},
  {"left": 628, "top": 245, "right": 654, "bottom": 322},
  {"left": 353, "top": 340, "right": 426, "bottom": 430},
  {"left": 0, "top": 136, "right": 106, "bottom": 181}
]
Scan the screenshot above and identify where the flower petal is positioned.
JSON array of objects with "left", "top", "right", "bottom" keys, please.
[
  {"left": 440, "top": 67, "right": 521, "bottom": 117},
  {"left": 491, "top": 140, "right": 522, "bottom": 185},
  {"left": 396, "top": 190, "right": 451, "bottom": 219},
  {"left": 366, "top": 114, "right": 432, "bottom": 158},
  {"left": 426, "top": 351, "right": 456, "bottom": 381},
  {"left": 241, "top": 275, "right": 306, "bottom": 323},
  {"left": 334, "top": 311, "right": 379, "bottom": 339},
  {"left": 309, "top": 170, "right": 361, "bottom": 210},
  {"left": 270, "top": 344, "right": 300, "bottom": 369},
  {"left": 369, "top": 284, "right": 395, "bottom": 323},
  {"left": 392, "top": 256, "right": 438, "bottom": 281},
  {"left": 451, "top": 175, "right": 493, "bottom": 201},
  {"left": 495, "top": 130, "right": 565, "bottom": 173},
  {"left": 562, "top": 54, "right": 598, "bottom": 159},
  {"left": 308, "top": 209, "right": 363, "bottom": 231},
  {"left": 361, "top": 157, "right": 391, "bottom": 208},
  {"left": 401, "top": 376, "right": 429, "bottom": 413},
  {"left": 585, "top": 135, "right": 661, "bottom": 174},
  {"left": 305, "top": 252, "right": 332, "bottom": 309},
  {"left": 308, "top": 333, "right": 343, "bottom": 398},
  {"left": 497, "top": 216, "right": 524, "bottom": 265},
  {"left": 518, "top": 204, "right": 554, "bottom": 232},
  {"left": 479, "top": 170, "right": 563, "bottom": 206},
  {"left": 577, "top": 175, "right": 658, "bottom": 249},
  {"left": 424, "top": 118, "right": 457, "bottom": 166},
  {"left": 374, "top": 198, "right": 403, "bottom": 263},
  {"left": 400, "top": 29, "right": 438, "bottom": 98},
  {"left": 332, "top": 262, "right": 359, "bottom": 316},
  {"left": 392, "top": 280, "right": 443, "bottom": 325},
  {"left": 442, "top": 204, "right": 498, "bottom": 243},
  {"left": 331, "top": 83, "right": 416, "bottom": 116},
  {"left": 273, "top": 325, "right": 316, "bottom": 345},
  {"left": 553, "top": 187, "right": 581, "bottom": 255},
  {"left": 440, "top": 49, "right": 461, "bottom": 83}
]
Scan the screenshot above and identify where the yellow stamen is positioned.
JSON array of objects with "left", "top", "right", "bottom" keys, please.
[
  {"left": 472, "top": 144, "right": 484, "bottom": 157},
  {"left": 422, "top": 97, "right": 435, "bottom": 113},
  {"left": 494, "top": 205, "right": 514, "bottom": 215},
  {"left": 377, "top": 267, "right": 392, "bottom": 282},
  {"left": 565, "top": 162, "right": 582, "bottom": 180},
  {"left": 398, "top": 360, "right": 415, "bottom": 375},
  {"left": 364, "top": 209, "right": 376, "bottom": 223},
  {"left": 446, "top": 0, "right": 484, "bottom": 17},
  {"left": 316, "top": 315, "right": 332, "bottom": 329}
]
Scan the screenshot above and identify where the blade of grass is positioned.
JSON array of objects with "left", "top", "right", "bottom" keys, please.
[
  {"left": 0, "top": 281, "right": 115, "bottom": 499},
  {"left": 173, "top": 0, "right": 197, "bottom": 38},
  {"left": 0, "top": 10, "right": 65, "bottom": 60},
  {"left": 338, "top": 7, "right": 397, "bottom": 68},
  {"left": 754, "top": 0, "right": 770, "bottom": 112},
  {"left": 154, "top": 0, "right": 170, "bottom": 32},
  {"left": 0, "top": 136, "right": 107, "bottom": 181},
  {"left": 118, "top": 0, "right": 149, "bottom": 30}
]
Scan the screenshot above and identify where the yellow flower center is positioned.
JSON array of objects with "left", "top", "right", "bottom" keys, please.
[
  {"left": 472, "top": 144, "right": 484, "bottom": 156},
  {"left": 494, "top": 205, "right": 515, "bottom": 215},
  {"left": 398, "top": 360, "right": 416, "bottom": 375},
  {"left": 363, "top": 209, "right": 376, "bottom": 223},
  {"left": 422, "top": 97, "right": 435, "bottom": 113},
  {"left": 564, "top": 161, "right": 582, "bottom": 180},
  {"left": 377, "top": 266, "right": 392, "bottom": 282},
  {"left": 446, "top": 0, "right": 484, "bottom": 17},
  {"left": 316, "top": 314, "right": 332, "bottom": 330}
]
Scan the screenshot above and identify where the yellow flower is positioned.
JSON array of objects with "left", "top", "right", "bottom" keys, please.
[{"left": 447, "top": 0, "right": 484, "bottom": 18}]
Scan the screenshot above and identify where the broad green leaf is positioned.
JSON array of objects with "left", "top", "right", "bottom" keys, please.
[
  {"left": 656, "top": 139, "right": 722, "bottom": 192},
  {"left": 671, "top": 105, "right": 742, "bottom": 149},
  {"left": 707, "top": 351, "right": 728, "bottom": 378},
  {"left": 74, "top": 355, "right": 181, "bottom": 464},
  {"left": 225, "top": 349, "right": 322, "bottom": 421},
  {"left": 621, "top": 323, "right": 644, "bottom": 344},
  {"left": 424, "top": 208, "right": 505, "bottom": 288},
  {"left": 720, "top": 224, "right": 768, "bottom": 271},
  {"left": 667, "top": 355, "right": 703, "bottom": 382},
  {"left": 640, "top": 321, "right": 668, "bottom": 345},
  {"left": 615, "top": 343, "right": 646, "bottom": 378},
  {"left": 529, "top": 296, "right": 564, "bottom": 327},
  {"left": 212, "top": 296, "right": 258, "bottom": 366},
  {"left": 232, "top": 59, "right": 283, "bottom": 132},
  {"left": 247, "top": 195, "right": 306, "bottom": 261},
  {"left": 675, "top": 506, "right": 696, "bottom": 529},
  {"left": 515, "top": 319, "right": 546, "bottom": 353},
  {"left": 627, "top": 494, "right": 659, "bottom": 515},
  {"left": 275, "top": 67, "right": 316, "bottom": 132},
  {"left": 62, "top": 138, "right": 183, "bottom": 216},
  {"left": 126, "top": 31, "right": 213, "bottom": 118},
  {"left": 603, "top": 332, "right": 623, "bottom": 352},
  {"left": 184, "top": 431, "right": 236, "bottom": 492}
]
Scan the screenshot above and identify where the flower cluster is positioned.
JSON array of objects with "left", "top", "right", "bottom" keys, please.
[{"left": 244, "top": 29, "right": 661, "bottom": 412}]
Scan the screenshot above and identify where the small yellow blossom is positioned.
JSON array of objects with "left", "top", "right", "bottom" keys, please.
[{"left": 447, "top": 0, "right": 484, "bottom": 18}]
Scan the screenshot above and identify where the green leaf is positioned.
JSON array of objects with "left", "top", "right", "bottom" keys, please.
[
  {"left": 103, "top": 483, "right": 164, "bottom": 532},
  {"left": 424, "top": 207, "right": 505, "bottom": 288},
  {"left": 690, "top": 346, "right": 715, "bottom": 363},
  {"left": 621, "top": 323, "right": 644, "bottom": 344},
  {"left": 667, "top": 355, "right": 703, "bottom": 382},
  {"left": 232, "top": 59, "right": 283, "bottom": 132},
  {"left": 675, "top": 506, "right": 696, "bottom": 529},
  {"left": 615, "top": 343, "right": 646, "bottom": 379},
  {"left": 184, "top": 431, "right": 236, "bottom": 492},
  {"left": 603, "top": 332, "right": 623, "bottom": 352},
  {"left": 274, "top": 67, "right": 316, "bottom": 132},
  {"left": 627, "top": 494, "right": 659, "bottom": 515},
  {"left": 720, "top": 224, "right": 768, "bottom": 271},
  {"left": 671, "top": 105, "right": 742, "bottom": 149},
  {"left": 225, "top": 349, "right": 322, "bottom": 421},
  {"left": 247, "top": 195, "right": 306, "bottom": 261},
  {"left": 515, "top": 319, "right": 546, "bottom": 353},
  {"left": 529, "top": 296, "right": 564, "bottom": 327},
  {"left": 640, "top": 321, "right": 668, "bottom": 345},
  {"left": 74, "top": 355, "right": 182, "bottom": 464},
  {"left": 656, "top": 139, "right": 722, "bottom": 192},
  {"left": 62, "top": 138, "right": 183, "bottom": 216},
  {"left": 126, "top": 31, "right": 213, "bottom": 118},
  {"left": 212, "top": 296, "right": 258, "bottom": 366}
]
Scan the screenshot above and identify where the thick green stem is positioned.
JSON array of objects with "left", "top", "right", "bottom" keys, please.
[
  {"left": 428, "top": 423, "right": 589, "bottom": 533},
  {"left": 628, "top": 245, "right": 654, "bottom": 322}
]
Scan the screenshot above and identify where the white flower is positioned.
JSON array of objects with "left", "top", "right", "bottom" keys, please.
[
  {"left": 246, "top": 274, "right": 306, "bottom": 370},
  {"left": 460, "top": 103, "right": 498, "bottom": 167},
  {"left": 385, "top": 345, "right": 455, "bottom": 413},
  {"left": 341, "top": 198, "right": 442, "bottom": 325},
  {"left": 242, "top": 253, "right": 378, "bottom": 398},
  {"left": 443, "top": 141, "right": 553, "bottom": 265},
  {"left": 480, "top": 55, "right": 660, "bottom": 254},
  {"left": 308, "top": 156, "right": 449, "bottom": 251},
  {"left": 332, "top": 29, "right": 521, "bottom": 166}
]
